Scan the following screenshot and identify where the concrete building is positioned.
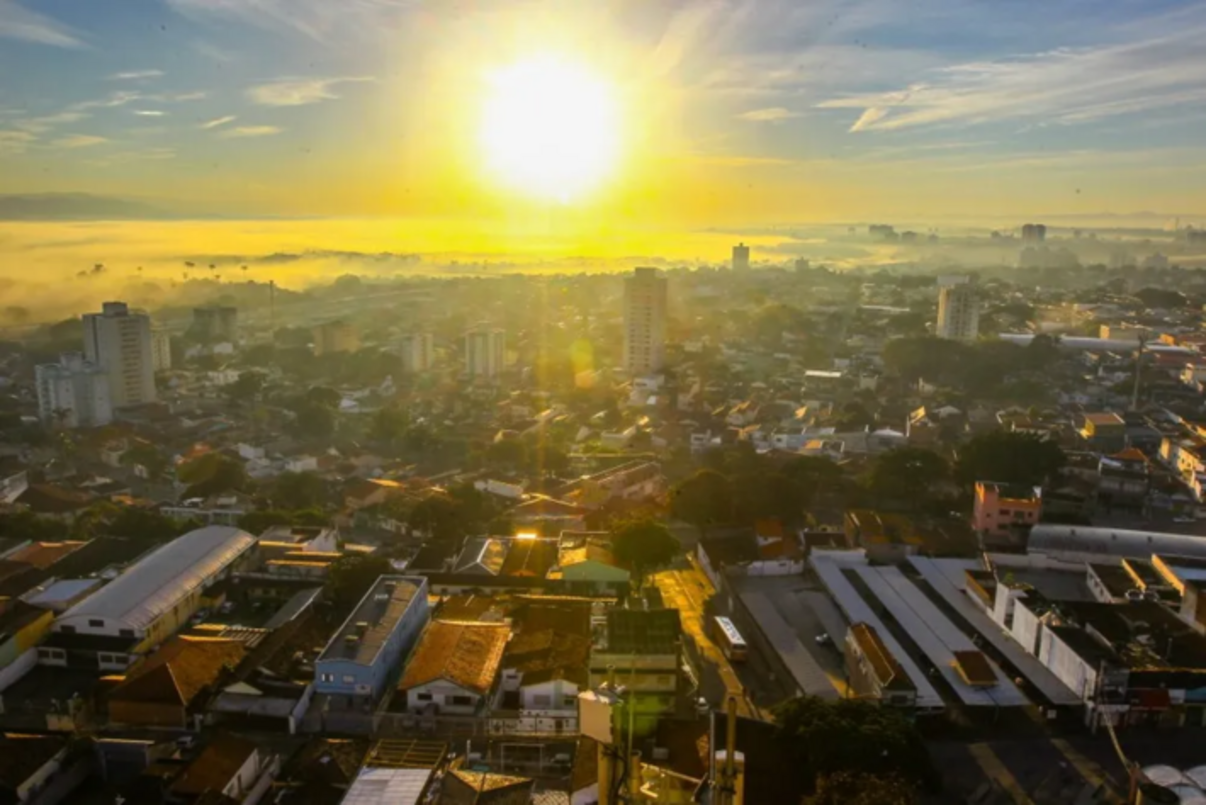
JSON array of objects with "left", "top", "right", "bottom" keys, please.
[
  {"left": 588, "top": 608, "right": 682, "bottom": 730},
  {"left": 622, "top": 267, "right": 667, "bottom": 377},
  {"left": 315, "top": 575, "right": 429, "bottom": 702},
  {"left": 82, "top": 301, "right": 156, "bottom": 408},
  {"left": 973, "top": 481, "right": 1042, "bottom": 547},
  {"left": 151, "top": 329, "right": 172, "bottom": 372},
  {"left": 465, "top": 327, "right": 506, "bottom": 378},
  {"left": 731, "top": 242, "right": 750, "bottom": 271},
  {"left": 313, "top": 320, "right": 359, "bottom": 356},
  {"left": 35, "top": 352, "right": 112, "bottom": 428},
  {"left": 397, "top": 620, "right": 510, "bottom": 715},
  {"left": 192, "top": 306, "right": 239, "bottom": 342},
  {"left": 399, "top": 332, "right": 435, "bottom": 373},
  {"left": 936, "top": 278, "right": 979, "bottom": 341},
  {"left": 1021, "top": 223, "right": 1047, "bottom": 243}
]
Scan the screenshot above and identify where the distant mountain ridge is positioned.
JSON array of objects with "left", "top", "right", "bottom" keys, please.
[{"left": 0, "top": 193, "right": 183, "bottom": 220}]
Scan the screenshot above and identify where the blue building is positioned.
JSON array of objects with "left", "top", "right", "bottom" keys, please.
[{"left": 314, "top": 575, "right": 429, "bottom": 702}]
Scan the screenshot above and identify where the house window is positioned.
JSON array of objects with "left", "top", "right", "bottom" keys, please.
[
  {"left": 88, "top": 619, "right": 104, "bottom": 628},
  {"left": 119, "top": 629, "right": 135, "bottom": 639},
  {"left": 60, "top": 625, "right": 76, "bottom": 634},
  {"left": 532, "top": 694, "right": 552, "bottom": 707},
  {"left": 562, "top": 696, "right": 577, "bottom": 708},
  {"left": 320, "top": 673, "right": 334, "bottom": 683},
  {"left": 450, "top": 695, "right": 474, "bottom": 706},
  {"left": 999, "top": 509, "right": 1011, "bottom": 517},
  {"left": 342, "top": 675, "right": 356, "bottom": 684},
  {"left": 415, "top": 693, "right": 432, "bottom": 702}
]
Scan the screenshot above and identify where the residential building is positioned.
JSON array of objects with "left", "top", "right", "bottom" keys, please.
[
  {"left": 588, "top": 608, "right": 683, "bottom": 731},
  {"left": 973, "top": 481, "right": 1042, "bottom": 546},
  {"left": 34, "top": 352, "right": 112, "bottom": 428},
  {"left": 50, "top": 525, "right": 255, "bottom": 659},
  {"left": 843, "top": 622, "right": 917, "bottom": 706},
  {"left": 82, "top": 301, "right": 156, "bottom": 408},
  {"left": 168, "top": 735, "right": 278, "bottom": 803},
  {"left": 399, "top": 332, "right": 435, "bottom": 372},
  {"left": 1021, "top": 223, "right": 1047, "bottom": 243},
  {"left": 1080, "top": 412, "right": 1127, "bottom": 452},
  {"left": 192, "top": 305, "right": 239, "bottom": 342},
  {"left": 495, "top": 622, "right": 591, "bottom": 735},
  {"left": 0, "top": 734, "right": 70, "bottom": 804},
  {"left": 552, "top": 534, "right": 630, "bottom": 592},
  {"left": 314, "top": 575, "right": 429, "bottom": 702},
  {"left": 441, "top": 770, "right": 534, "bottom": 804},
  {"left": 108, "top": 635, "right": 247, "bottom": 727},
  {"left": 936, "top": 278, "right": 979, "bottom": 341},
  {"left": 622, "top": 267, "right": 667, "bottom": 377},
  {"left": 397, "top": 620, "right": 510, "bottom": 716},
  {"left": 731, "top": 242, "right": 750, "bottom": 271},
  {"left": 313, "top": 320, "right": 359, "bottom": 356},
  {"left": 151, "top": 328, "right": 172, "bottom": 372},
  {"left": 465, "top": 327, "right": 506, "bottom": 378}
]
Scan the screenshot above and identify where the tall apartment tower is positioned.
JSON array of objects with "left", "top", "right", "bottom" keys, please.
[
  {"left": 35, "top": 353, "right": 112, "bottom": 428},
  {"left": 465, "top": 328, "right": 505, "bottom": 378},
  {"left": 82, "top": 301, "right": 156, "bottom": 408},
  {"left": 192, "top": 306, "right": 238, "bottom": 342},
  {"left": 935, "top": 277, "right": 980, "bottom": 341},
  {"left": 1021, "top": 223, "right": 1047, "bottom": 243},
  {"left": 623, "top": 267, "right": 668, "bottom": 377},
  {"left": 399, "top": 333, "right": 435, "bottom": 373},
  {"left": 731, "top": 242, "right": 750, "bottom": 271},
  {"left": 313, "top": 321, "right": 359, "bottom": 356}
]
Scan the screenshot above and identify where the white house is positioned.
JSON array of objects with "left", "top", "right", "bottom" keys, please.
[{"left": 397, "top": 621, "right": 509, "bottom": 716}]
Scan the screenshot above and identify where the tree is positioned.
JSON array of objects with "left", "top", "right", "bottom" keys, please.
[
  {"left": 371, "top": 405, "right": 410, "bottom": 448},
  {"left": 292, "top": 401, "right": 336, "bottom": 442},
  {"left": 612, "top": 519, "right": 680, "bottom": 587},
  {"left": 773, "top": 696, "right": 938, "bottom": 794},
  {"left": 327, "top": 554, "right": 392, "bottom": 614},
  {"left": 408, "top": 496, "right": 465, "bottom": 543},
  {"left": 306, "top": 386, "right": 342, "bottom": 409},
  {"left": 108, "top": 507, "right": 193, "bottom": 542},
  {"left": 670, "top": 470, "right": 733, "bottom": 537},
  {"left": 238, "top": 508, "right": 329, "bottom": 535},
  {"left": 732, "top": 472, "right": 805, "bottom": 526},
  {"left": 178, "top": 453, "right": 249, "bottom": 499},
  {"left": 955, "top": 430, "right": 1066, "bottom": 487},
  {"left": 225, "top": 370, "right": 267, "bottom": 404},
  {"left": 805, "top": 772, "right": 918, "bottom": 805},
  {"left": 121, "top": 442, "right": 169, "bottom": 480},
  {"left": 269, "top": 471, "right": 328, "bottom": 511},
  {"left": 867, "top": 447, "right": 949, "bottom": 508}
]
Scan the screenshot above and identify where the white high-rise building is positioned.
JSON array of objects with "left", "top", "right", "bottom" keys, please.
[
  {"left": 623, "top": 267, "right": 668, "bottom": 376},
  {"left": 936, "top": 278, "right": 980, "bottom": 341},
  {"left": 732, "top": 242, "right": 750, "bottom": 271},
  {"left": 83, "top": 301, "right": 156, "bottom": 408},
  {"left": 399, "top": 333, "right": 435, "bottom": 373},
  {"left": 151, "top": 329, "right": 172, "bottom": 372},
  {"left": 35, "top": 353, "right": 112, "bottom": 428},
  {"left": 465, "top": 328, "right": 505, "bottom": 378}
]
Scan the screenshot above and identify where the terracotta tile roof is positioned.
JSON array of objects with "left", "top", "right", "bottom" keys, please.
[
  {"left": 7, "top": 541, "right": 88, "bottom": 570},
  {"left": 504, "top": 629, "right": 590, "bottom": 687},
  {"left": 442, "top": 770, "right": 533, "bottom": 803},
  {"left": 512, "top": 599, "right": 591, "bottom": 636},
  {"left": 111, "top": 636, "right": 245, "bottom": 706},
  {"left": 399, "top": 622, "right": 509, "bottom": 695},
  {"left": 500, "top": 539, "right": 559, "bottom": 577},
  {"left": 170, "top": 735, "right": 258, "bottom": 797}
]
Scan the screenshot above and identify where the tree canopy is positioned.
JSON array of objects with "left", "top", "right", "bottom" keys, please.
[
  {"left": 178, "top": 453, "right": 249, "bottom": 499},
  {"left": 955, "top": 430, "right": 1066, "bottom": 487},
  {"left": 867, "top": 447, "right": 949, "bottom": 508},
  {"left": 612, "top": 519, "right": 680, "bottom": 586},
  {"left": 269, "top": 471, "right": 329, "bottom": 511},
  {"left": 670, "top": 469, "right": 734, "bottom": 536},
  {"left": 327, "top": 554, "right": 392, "bottom": 614}
]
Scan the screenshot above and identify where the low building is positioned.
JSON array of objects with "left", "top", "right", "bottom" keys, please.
[
  {"left": 1079, "top": 412, "right": 1127, "bottom": 452},
  {"left": 494, "top": 623, "right": 591, "bottom": 735},
  {"left": 0, "top": 733, "right": 70, "bottom": 804},
  {"left": 34, "top": 352, "right": 112, "bottom": 429},
  {"left": 441, "top": 769, "right": 534, "bottom": 804},
  {"left": 396, "top": 621, "right": 510, "bottom": 716},
  {"left": 552, "top": 534, "right": 630, "bottom": 592},
  {"left": 314, "top": 576, "right": 429, "bottom": 703},
  {"left": 108, "top": 636, "right": 246, "bottom": 727},
  {"left": 168, "top": 735, "right": 279, "bottom": 803},
  {"left": 588, "top": 608, "right": 683, "bottom": 733},
  {"left": 844, "top": 623, "right": 917, "bottom": 707},
  {"left": 973, "top": 481, "right": 1042, "bottom": 547}
]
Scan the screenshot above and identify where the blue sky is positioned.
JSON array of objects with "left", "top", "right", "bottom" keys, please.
[{"left": 2, "top": 0, "right": 1205, "bottom": 220}]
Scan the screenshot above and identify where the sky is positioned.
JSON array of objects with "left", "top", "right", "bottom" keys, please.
[{"left": 2, "top": 0, "right": 1206, "bottom": 225}]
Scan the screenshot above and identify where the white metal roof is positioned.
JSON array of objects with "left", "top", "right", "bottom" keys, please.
[
  {"left": 1029, "top": 524, "right": 1206, "bottom": 562},
  {"left": 341, "top": 768, "right": 431, "bottom": 805},
  {"left": 57, "top": 525, "right": 255, "bottom": 633}
]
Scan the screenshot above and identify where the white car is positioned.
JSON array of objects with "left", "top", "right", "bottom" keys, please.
[{"left": 815, "top": 633, "right": 832, "bottom": 646}]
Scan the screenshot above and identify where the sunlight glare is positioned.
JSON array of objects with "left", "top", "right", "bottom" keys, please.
[{"left": 480, "top": 55, "right": 620, "bottom": 203}]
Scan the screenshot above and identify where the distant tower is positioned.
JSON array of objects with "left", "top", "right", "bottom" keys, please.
[
  {"left": 465, "top": 327, "right": 505, "bottom": 378},
  {"left": 83, "top": 301, "right": 156, "bottom": 408},
  {"left": 313, "top": 321, "right": 359, "bottom": 356},
  {"left": 935, "top": 277, "right": 979, "bottom": 341},
  {"left": 623, "top": 267, "right": 668, "bottom": 377},
  {"left": 731, "top": 243, "right": 750, "bottom": 271},
  {"left": 1021, "top": 223, "right": 1047, "bottom": 244},
  {"left": 399, "top": 333, "right": 435, "bottom": 373}
]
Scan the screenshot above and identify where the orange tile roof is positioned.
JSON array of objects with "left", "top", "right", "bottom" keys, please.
[
  {"left": 7, "top": 541, "right": 87, "bottom": 570},
  {"left": 399, "top": 622, "right": 509, "bottom": 695},
  {"left": 111, "top": 636, "right": 245, "bottom": 706}
]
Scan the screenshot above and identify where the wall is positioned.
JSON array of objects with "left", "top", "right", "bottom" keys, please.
[
  {"left": 109, "top": 699, "right": 186, "bottom": 728},
  {"left": 1037, "top": 629, "right": 1097, "bottom": 703},
  {"left": 0, "top": 609, "right": 53, "bottom": 670},
  {"left": 405, "top": 680, "right": 483, "bottom": 715},
  {"left": 314, "top": 585, "right": 429, "bottom": 701},
  {"left": 1010, "top": 599, "right": 1041, "bottom": 656},
  {"left": 519, "top": 679, "right": 580, "bottom": 715}
]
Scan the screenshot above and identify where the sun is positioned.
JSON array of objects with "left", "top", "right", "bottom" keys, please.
[{"left": 480, "top": 55, "right": 620, "bottom": 203}]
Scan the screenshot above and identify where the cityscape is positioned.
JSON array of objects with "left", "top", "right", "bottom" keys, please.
[{"left": 3, "top": 0, "right": 1206, "bottom": 804}]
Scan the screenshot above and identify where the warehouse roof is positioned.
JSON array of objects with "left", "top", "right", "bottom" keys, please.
[{"left": 56, "top": 526, "right": 255, "bottom": 633}]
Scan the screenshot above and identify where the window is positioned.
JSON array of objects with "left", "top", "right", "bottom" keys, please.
[
  {"left": 320, "top": 673, "right": 334, "bottom": 683},
  {"left": 88, "top": 619, "right": 104, "bottom": 628},
  {"left": 562, "top": 696, "right": 578, "bottom": 708},
  {"left": 60, "top": 625, "right": 76, "bottom": 634},
  {"left": 532, "top": 694, "right": 552, "bottom": 707},
  {"left": 342, "top": 675, "right": 356, "bottom": 684},
  {"left": 450, "top": 695, "right": 474, "bottom": 706},
  {"left": 119, "top": 629, "right": 135, "bottom": 639},
  {"left": 415, "top": 693, "right": 432, "bottom": 701},
  {"left": 999, "top": 509, "right": 1011, "bottom": 516}
]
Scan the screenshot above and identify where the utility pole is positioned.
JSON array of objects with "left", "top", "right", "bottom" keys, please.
[{"left": 1130, "top": 334, "right": 1147, "bottom": 412}]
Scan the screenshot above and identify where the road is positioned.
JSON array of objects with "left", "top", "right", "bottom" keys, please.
[{"left": 653, "top": 559, "right": 761, "bottom": 719}]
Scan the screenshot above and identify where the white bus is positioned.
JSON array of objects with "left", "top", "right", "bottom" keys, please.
[{"left": 714, "top": 616, "right": 748, "bottom": 662}]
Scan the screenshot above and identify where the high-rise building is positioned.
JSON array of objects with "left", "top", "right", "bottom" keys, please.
[
  {"left": 35, "top": 353, "right": 112, "bottom": 428},
  {"left": 399, "top": 333, "right": 435, "bottom": 373},
  {"left": 83, "top": 301, "right": 156, "bottom": 408},
  {"left": 313, "top": 320, "right": 359, "bottom": 356},
  {"left": 1021, "top": 223, "right": 1047, "bottom": 243},
  {"left": 465, "top": 327, "right": 505, "bottom": 378},
  {"left": 623, "top": 267, "right": 668, "bottom": 377},
  {"left": 192, "top": 306, "right": 238, "bottom": 342},
  {"left": 151, "top": 329, "right": 172, "bottom": 372},
  {"left": 731, "top": 242, "right": 750, "bottom": 271},
  {"left": 935, "top": 278, "right": 979, "bottom": 341}
]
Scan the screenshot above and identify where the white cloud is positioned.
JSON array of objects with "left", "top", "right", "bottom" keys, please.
[
  {"left": 246, "top": 76, "right": 373, "bottom": 106},
  {"left": 219, "top": 125, "right": 282, "bottom": 138},
  {"left": 201, "top": 115, "right": 237, "bottom": 129},
  {"left": 72, "top": 91, "right": 143, "bottom": 111},
  {"left": 13, "top": 111, "right": 89, "bottom": 133},
  {"left": 51, "top": 134, "right": 108, "bottom": 149},
  {"left": 0, "top": 129, "right": 36, "bottom": 155},
  {"left": 133, "top": 110, "right": 167, "bottom": 117},
  {"left": 165, "top": 0, "right": 414, "bottom": 42},
  {"left": 109, "top": 69, "right": 164, "bottom": 81},
  {"left": 0, "top": 0, "right": 82, "bottom": 48},
  {"left": 737, "top": 107, "right": 799, "bottom": 122},
  {"left": 818, "top": 9, "right": 1206, "bottom": 132}
]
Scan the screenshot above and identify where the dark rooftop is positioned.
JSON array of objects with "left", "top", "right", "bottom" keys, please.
[
  {"left": 604, "top": 608, "right": 681, "bottom": 654},
  {"left": 319, "top": 576, "right": 423, "bottom": 665}
]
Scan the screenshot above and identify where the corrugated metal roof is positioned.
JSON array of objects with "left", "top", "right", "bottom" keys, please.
[
  {"left": 1029, "top": 524, "right": 1206, "bottom": 561},
  {"left": 342, "top": 767, "right": 431, "bottom": 805},
  {"left": 57, "top": 526, "right": 255, "bottom": 633}
]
